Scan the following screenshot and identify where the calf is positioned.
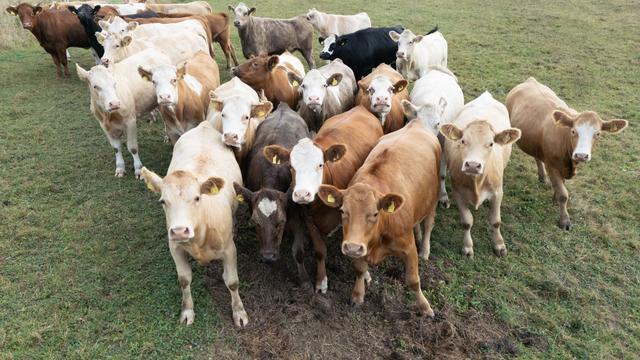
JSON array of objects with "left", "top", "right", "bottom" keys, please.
[
  {"left": 138, "top": 51, "right": 220, "bottom": 144},
  {"left": 287, "top": 59, "right": 357, "bottom": 133},
  {"left": 232, "top": 51, "right": 304, "bottom": 108},
  {"left": 147, "top": 1, "right": 212, "bottom": 15},
  {"left": 305, "top": 8, "right": 371, "bottom": 37},
  {"left": 263, "top": 106, "right": 383, "bottom": 293},
  {"left": 506, "top": 77, "right": 628, "bottom": 230},
  {"left": 389, "top": 27, "right": 447, "bottom": 81},
  {"left": 356, "top": 63, "right": 408, "bottom": 134},
  {"left": 67, "top": 4, "right": 104, "bottom": 63},
  {"left": 234, "top": 103, "right": 310, "bottom": 280},
  {"left": 402, "top": 66, "right": 464, "bottom": 207},
  {"left": 316, "top": 120, "right": 440, "bottom": 315},
  {"left": 319, "top": 26, "right": 403, "bottom": 80},
  {"left": 228, "top": 2, "right": 315, "bottom": 68},
  {"left": 76, "top": 49, "right": 172, "bottom": 178},
  {"left": 440, "top": 92, "right": 521, "bottom": 258},
  {"left": 7, "top": 3, "right": 90, "bottom": 77},
  {"left": 140, "top": 121, "right": 248, "bottom": 328}
]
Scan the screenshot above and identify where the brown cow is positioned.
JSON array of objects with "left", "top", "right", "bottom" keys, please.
[
  {"left": 6, "top": 3, "right": 90, "bottom": 77},
  {"left": 316, "top": 120, "right": 440, "bottom": 315},
  {"left": 506, "top": 77, "right": 628, "bottom": 230},
  {"left": 356, "top": 63, "right": 408, "bottom": 133},
  {"left": 263, "top": 106, "right": 384, "bottom": 293}
]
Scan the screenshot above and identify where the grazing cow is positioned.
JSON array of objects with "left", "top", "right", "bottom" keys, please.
[
  {"left": 506, "top": 77, "right": 628, "bottom": 230},
  {"left": 232, "top": 51, "right": 304, "bottom": 108},
  {"left": 138, "top": 51, "right": 220, "bottom": 144},
  {"left": 356, "top": 63, "right": 408, "bottom": 134},
  {"left": 147, "top": 1, "right": 212, "bottom": 15},
  {"left": 207, "top": 77, "right": 273, "bottom": 167},
  {"left": 440, "top": 92, "right": 521, "bottom": 258},
  {"left": 316, "top": 120, "right": 440, "bottom": 315},
  {"left": 402, "top": 67, "right": 464, "bottom": 208},
  {"left": 228, "top": 2, "right": 315, "bottom": 68},
  {"left": 76, "top": 49, "right": 172, "bottom": 178},
  {"left": 6, "top": 3, "right": 90, "bottom": 77},
  {"left": 67, "top": 4, "right": 104, "bottom": 63},
  {"left": 389, "top": 27, "right": 448, "bottom": 81},
  {"left": 234, "top": 103, "right": 310, "bottom": 280},
  {"left": 140, "top": 121, "right": 248, "bottom": 328},
  {"left": 287, "top": 59, "right": 357, "bottom": 133},
  {"left": 319, "top": 26, "right": 403, "bottom": 80},
  {"left": 263, "top": 106, "right": 383, "bottom": 293},
  {"left": 305, "top": 8, "right": 371, "bottom": 37}
]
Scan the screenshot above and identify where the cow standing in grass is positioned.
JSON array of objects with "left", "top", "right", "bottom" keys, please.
[{"left": 389, "top": 27, "right": 448, "bottom": 81}]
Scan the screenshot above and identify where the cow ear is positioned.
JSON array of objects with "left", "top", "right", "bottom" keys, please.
[
  {"left": 401, "top": 99, "right": 418, "bottom": 119},
  {"left": 267, "top": 55, "right": 279, "bottom": 71},
  {"left": 494, "top": 128, "right": 521, "bottom": 145},
  {"left": 227, "top": 5, "right": 234, "bottom": 11},
  {"left": 248, "top": 7, "right": 256, "bottom": 15},
  {"left": 233, "top": 182, "right": 253, "bottom": 204},
  {"left": 392, "top": 79, "right": 408, "bottom": 93},
  {"left": 201, "top": 177, "right": 225, "bottom": 196},
  {"left": 141, "top": 167, "right": 163, "bottom": 194},
  {"left": 287, "top": 72, "right": 303, "bottom": 87},
  {"left": 176, "top": 63, "right": 187, "bottom": 80},
  {"left": 324, "top": 143, "right": 346, "bottom": 162},
  {"left": 601, "top": 119, "right": 628, "bottom": 134},
  {"left": 137, "top": 66, "right": 152, "bottom": 82},
  {"left": 389, "top": 31, "right": 400, "bottom": 42},
  {"left": 92, "top": 5, "right": 101, "bottom": 14},
  {"left": 251, "top": 101, "right": 273, "bottom": 119},
  {"left": 440, "top": 123, "right": 463, "bottom": 141},
  {"left": 263, "top": 145, "right": 290, "bottom": 165},
  {"left": 437, "top": 97, "right": 447, "bottom": 117},
  {"left": 379, "top": 193, "right": 404, "bottom": 214},
  {"left": 317, "top": 185, "right": 343, "bottom": 208},
  {"left": 95, "top": 31, "right": 106, "bottom": 44},
  {"left": 6, "top": 6, "right": 17, "bottom": 15},
  {"left": 127, "top": 21, "right": 138, "bottom": 31},
  {"left": 357, "top": 79, "right": 366, "bottom": 91},
  {"left": 67, "top": 6, "right": 77, "bottom": 13},
  {"left": 33, "top": 5, "right": 43, "bottom": 15},
  {"left": 318, "top": 36, "right": 325, "bottom": 44},
  {"left": 209, "top": 91, "right": 223, "bottom": 112},
  {"left": 326, "top": 73, "right": 342, "bottom": 87},
  {"left": 414, "top": 35, "right": 424, "bottom": 43},
  {"left": 552, "top": 110, "right": 575, "bottom": 128},
  {"left": 76, "top": 63, "right": 90, "bottom": 82},
  {"left": 121, "top": 35, "right": 132, "bottom": 46}
]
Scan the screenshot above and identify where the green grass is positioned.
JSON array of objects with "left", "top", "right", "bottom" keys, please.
[{"left": 1, "top": 0, "right": 639, "bottom": 358}]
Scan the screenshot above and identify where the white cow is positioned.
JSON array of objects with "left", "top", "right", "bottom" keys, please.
[
  {"left": 305, "top": 8, "right": 371, "bottom": 37},
  {"left": 99, "top": 17, "right": 207, "bottom": 43},
  {"left": 140, "top": 121, "right": 248, "bottom": 327},
  {"left": 389, "top": 28, "right": 448, "bottom": 81},
  {"left": 76, "top": 49, "right": 172, "bottom": 178},
  {"left": 402, "top": 67, "right": 464, "bottom": 208}
]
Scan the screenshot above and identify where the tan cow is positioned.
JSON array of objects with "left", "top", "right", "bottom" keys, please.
[
  {"left": 506, "top": 77, "right": 628, "bottom": 230},
  {"left": 147, "top": 1, "right": 212, "bottom": 15},
  {"left": 140, "top": 121, "right": 248, "bottom": 327},
  {"left": 316, "top": 120, "right": 440, "bottom": 316},
  {"left": 440, "top": 91, "right": 521, "bottom": 258},
  {"left": 356, "top": 63, "right": 408, "bottom": 134}
]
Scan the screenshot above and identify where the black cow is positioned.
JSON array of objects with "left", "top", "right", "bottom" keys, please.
[
  {"left": 319, "top": 26, "right": 404, "bottom": 80},
  {"left": 233, "top": 103, "right": 310, "bottom": 281},
  {"left": 68, "top": 4, "right": 103, "bottom": 62}
]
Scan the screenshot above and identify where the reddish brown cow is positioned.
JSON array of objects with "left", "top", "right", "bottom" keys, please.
[{"left": 6, "top": 3, "right": 90, "bottom": 77}]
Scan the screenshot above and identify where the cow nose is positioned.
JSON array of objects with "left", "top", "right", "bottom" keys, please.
[
  {"left": 308, "top": 96, "right": 320, "bottom": 103},
  {"left": 463, "top": 161, "right": 482, "bottom": 173},
  {"left": 169, "top": 227, "right": 191, "bottom": 240},
  {"left": 293, "top": 190, "right": 312, "bottom": 203},
  {"left": 342, "top": 242, "right": 366, "bottom": 257},
  {"left": 396, "top": 51, "right": 405, "bottom": 58},
  {"left": 108, "top": 100, "right": 120, "bottom": 110},
  {"left": 233, "top": 20, "right": 240, "bottom": 26},
  {"left": 573, "top": 153, "right": 590, "bottom": 162},
  {"left": 158, "top": 94, "right": 171, "bottom": 102},
  {"left": 101, "top": 58, "right": 110, "bottom": 66},
  {"left": 231, "top": 67, "right": 239, "bottom": 76},
  {"left": 260, "top": 250, "right": 279, "bottom": 262},
  {"left": 375, "top": 96, "right": 389, "bottom": 104},
  {"left": 223, "top": 133, "right": 239, "bottom": 145}
]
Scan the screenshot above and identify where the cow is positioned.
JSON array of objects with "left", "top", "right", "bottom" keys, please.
[
  {"left": 439, "top": 91, "right": 521, "bottom": 258},
  {"left": 355, "top": 63, "right": 408, "bottom": 134},
  {"left": 207, "top": 77, "right": 273, "bottom": 168},
  {"left": 67, "top": 4, "right": 104, "bottom": 63},
  {"left": 138, "top": 51, "right": 220, "bottom": 144},
  {"left": 55, "top": 1, "right": 148, "bottom": 15},
  {"left": 147, "top": 1, "right": 212, "bottom": 15},
  {"left": 402, "top": 66, "right": 464, "bottom": 208},
  {"left": 94, "top": 5, "right": 159, "bottom": 20},
  {"left": 6, "top": 3, "right": 90, "bottom": 77},
  {"left": 505, "top": 77, "right": 628, "bottom": 230},
  {"left": 75, "top": 49, "right": 172, "bottom": 178},
  {"left": 287, "top": 59, "right": 357, "bottom": 133},
  {"left": 389, "top": 27, "right": 448, "bottom": 81},
  {"left": 140, "top": 121, "right": 248, "bottom": 328},
  {"left": 305, "top": 8, "right": 371, "bottom": 37},
  {"left": 228, "top": 2, "right": 315, "bottom": 68},
  {"left": 232, "top": 51, "right": 305, "bottom": 108},
  {"left": 319, "top": 26, "right": 403, "bottom": 80},
  {"left": 262, "top": 106, "right": 384, "bottom": 293},
  {"left": 315, "top": 119, "right": 440, "bottom": 315},
  {"left": 234, "top": 103, "right": 310, "bottom": 281}
]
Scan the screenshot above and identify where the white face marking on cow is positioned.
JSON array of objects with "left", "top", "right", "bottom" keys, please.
[
  {"left": 257, "top": 198, "right": 277, "bottom": 217},
  {"left": 81, "top": 65, "right": 121, "bottom": 113},
  {"left": 415, "top": 104, "right": 443, "bottom": 135},
  {"left": 290, "top": 138, "right": 324, "bottom": 204},
  {"left": 572, "top": 122, "right": 598, "bottom": 162},
  {"left": 100, "top": 33, "right": 132, "bottom": 65},
  {"left": 217, "top": 96, "right": 253, "bottom": 148},
  {"left": 367, "top": 76, "right": 394, "bottom": 118},
  {"left": 321, "top": 35, "right": 336, "bottom": 55},
  {"left": 102, "top": 17, "right": 130, "bottom": 36},
  {"left": 395, "top": 30, "right": 419, "bottom": 59},
  {"left": 300, "top": 70, "right": 328, "bottom": 108},
  {"left": 158, "top": 176, "right": 203, "bottom": 242},
  {"left": 233, "top": 2, "right": 250, "bottom": 17},
  {"left": 183, "top": 75, "right": 203, "bottom": 96},
  {"left": 148, "top": 65, "right": 179, "bottom": 105}
]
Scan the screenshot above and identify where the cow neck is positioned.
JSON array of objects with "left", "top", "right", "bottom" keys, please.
[{"left": 159, "top": 105, "right": 181, "bottom": 130}]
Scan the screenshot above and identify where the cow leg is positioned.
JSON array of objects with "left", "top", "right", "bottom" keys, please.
[
  {"left": 222, "top": 240, "right": 248, "bottom": 328},
  {"left": 304, "top": 214, "right": 328, "bottom": 293},
  {"left": 103, "top": 128, "right": 126, "bottom": 177},
  {"left": 49, "top": 51, "right": 63, "bottom": 78},
  {"left": 413, "top": 224, "right": 422, "bottom": 247},
  {"left": 489, "top": 189, "right": 507, "bottom": 257},
  {"left": 228, "top": 42, "right": 239, "bottom": 67},
  {"left": 125, "top": 118, "right": 143, "bottom": 179},
  {"left": 453, "top": 191, "right": 474, "bottom": 258},
  {"left": 548, "top": 168, "right": 571, "bottom": 230},
  {"left": 419, "top": 205, "right": 437, "bottom": 261},
  {"left": 58, "top": 47, "right": 70, "bottom": 77},
  {"left": 402, "top": 241, "right": 434, "bottom": 317},
  {"left": 350, "top": 258, "right": 369, "bottom": 306},
  {"left": 169, "top": 245, "right": 194, "bottom": 325},
  {"left": 288, "top": 212, "right": 309, "bottom": 283},
  {"left": 439, "top": 157, "right": 450, "bottom": 208},
  {"left": 301, "top": 48, "right": 316, "bottom": 69},
  {"left": 536, "top": 159, "right": 548, "bottom": 184}
]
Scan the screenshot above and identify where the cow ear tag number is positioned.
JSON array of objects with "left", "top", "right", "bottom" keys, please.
[
  {"left": 387, "top": 201, "right": 395, "bottom": 213},
  {"left": 210, "top": 184, "right": 219, "bottom": 195},
  {"left": 327, "top": 194, "right": 335, "bottom": 203},
  {"left": 272, "top": 155, "right": 281, "bottom": 165}
]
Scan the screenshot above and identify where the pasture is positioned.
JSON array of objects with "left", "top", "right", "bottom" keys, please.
[{"left": 1, "top": 0, "right": 639, "bottom": 358}]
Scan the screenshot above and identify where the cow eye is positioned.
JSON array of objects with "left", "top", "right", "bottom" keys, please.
[
  {"left": 159, "top": 199, "right": 166, "bottom": 205},
  {"left": 571, "top": 129, "right": 577, "bottom": 136},
  {"left": 489, "top": 142, "right": 494, "bottom": 147},
  {"left": 594, "top": 131, "right": 601, "bottom": 138},
  {"left": 194, "top": 196, "right": 200, "bottom": 202},
  {"left": 171, "top": 79, "right": 177, "bottom": 85},
  {"left": 115, "top": 44, "right": 120, "bottom": 48},
  {"left": 318, "top": 163, "right": 323, "bottom": 169},
  {"left": 93, "top": 85, "right": 99, "bottom": 90},
  {"left": 460, "top": 139, "right": 466, "bottom": 145},
  {"left": 244, "top": 115, "right": 250, "bottom": 121}
]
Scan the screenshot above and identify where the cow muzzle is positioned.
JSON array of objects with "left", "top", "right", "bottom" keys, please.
[
  {"left": 396, "top": 51, "right": 406, "bottom": 59},
  {"left": 319, "top": 52, "right": 330, "bottom": 60},
  {"left": 107, "top": 100, "right": 121, "bottom": 112},
  {"left": 572, "top": 153, "right": 591, "bottom": 163},
  {"left": 157, "top": 94, "right": 173, "bottom": 104},
  {"left": 101, "top": 58, "right": 111, "bottom": 67},
  {"left": 462, "top": 160, "right": 483, "bottom": 176},
  {"left": 22, "top": 22, "right": 33, "bottom": 29},
  {"left": 260, "top": 249, "right": 279, "bottom": 262},
  {"left": 233, "top": 20, "right": 240, "bottom": 27},
  {"left": 292, "top": 189, "right": 314, "bottom": 204},
  {"left": 342, "top": 242, "right": 367, "bottom": 258},
  {"left": 169, "top": 226, "right": 194, "bottom": 241},
  {"left": 223, "top": 133, "right": 241, "bottom": 147}
]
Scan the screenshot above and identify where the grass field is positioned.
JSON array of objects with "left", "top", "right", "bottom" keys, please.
[{"left": 1, "top": 0, "right": 639, "bottom": 358}]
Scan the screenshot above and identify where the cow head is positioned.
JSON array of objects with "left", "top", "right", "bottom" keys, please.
[
  {"left": 317, "top": 183, "right": 404, "bottom": 258},
  {"left": 99, "top": 32, "right": 134, "bottom": 66},
  {"left": 359, "top": 75, "right": 407, "bottom": 123},
  {"left": 138, "top": 64, "right": 186, "bottom": 107},
  {"left": 141, "top": 168, "right": 225, "bottom": 242},
  {"left": 209, "top": 91, "right": 272, "bottom": 148},
  {"left": 389, "top": 29, "right": 423, "bottom": 60},
  {"left": 552, "top": 110, "right": 628, "bottom": 163},
  {"left": 290, "top": 69, "right": 342, "bottom": 111},
  {"left": 7, "top": 3, "right": 43, "bottom": 30},
  {"left": 68, "top": 4, "right": 100, "bottom": 27},
  {"left": 234, "top": 183, "right": 288, "bottom": 261},
  {"left": 402, "top": 98, "right": 447, "bottom": 135},
  {"left": 76, "top": 63, "right": 123, "bottom": 113},
  {"left": 232, "top": 54, "right": 278, "bottom": 86},
  {"left": 306, "top": 8, "right": 319, "bottom": 22},
  {"left": 319, "top": 34, "right": 345, "bottom": 60},
  {"left": 440, "top": 120, "right": 521, "bottom": 176},
  {"left": 228, "top": 2, "right": 255, "bottom": 27},
  {"left": 263, "top": 138, "right": 346, "bottom": 204},
  {"left": 99, "top": 16, "right": 134, "bottom": 36}
]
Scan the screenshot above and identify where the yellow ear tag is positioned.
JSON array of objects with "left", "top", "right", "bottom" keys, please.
[
  {"left": 257, "top": 110, "right": 265, "bottom": 117},
  {"left": 327, "top": 194, "right": 335, "bottom": 203},
  {"left": 292, "top": 80, "right": 299, "bottom": 86},
  {"left": 331, "top": 78, "right": 338, "bottom": 86},
  {"left": 210, "top": 184, "right": 219, "bottom": 195},
  {"left": 387, "top": 201, "right": 395, "bottom": 213},
  {"left": 272, "top": 155, "right": 280, "bottom": 165},
  {"left": 236, "top": 194, "right": 244, "bottom": 203},
  {"left": 146, "top": 182, "right": 155, "bottom": 192}
]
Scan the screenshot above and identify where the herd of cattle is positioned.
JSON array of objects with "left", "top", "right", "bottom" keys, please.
[{"left": 6, "top": 0, "right": 629, "bottom": 328}]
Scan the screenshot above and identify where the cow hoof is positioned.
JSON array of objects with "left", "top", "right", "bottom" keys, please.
[
  {"left": 349, "top": 298, "right": 363, "bottom": 308},
  {"left": 559, "top": 220, "right": 572, "bottom": 231},
  {"left": 364, "top": 271, "right": 372, "bottom": 286},
  {"left": 115, "top": 169, "right": 126, "bottom": 178},
  {"left": 315, "top": 277, "right": 328, "bottom": 294},
  {"left": 439, "top": 197, "right": 450, "bottom": 209},
  {"left": 494, "top": 245, "right": 507, "bottom": 257},
  {"left": 462, "top": 247, "right": 474, "bottom": 259},
  {"left": 418, "top": 306, "right": 435, "bottom": 318},
  {"left": 419, "top": 253, "right": 430, "bottom": 262},
  {"left": 233, "top": 309, "right": 249, "bottom": 328},
  {"left": 179, "top": 309, "right": 195, "bottom": 325},
  {"left": 135, "top": 169, "right": 142, "bottom": 180}
]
